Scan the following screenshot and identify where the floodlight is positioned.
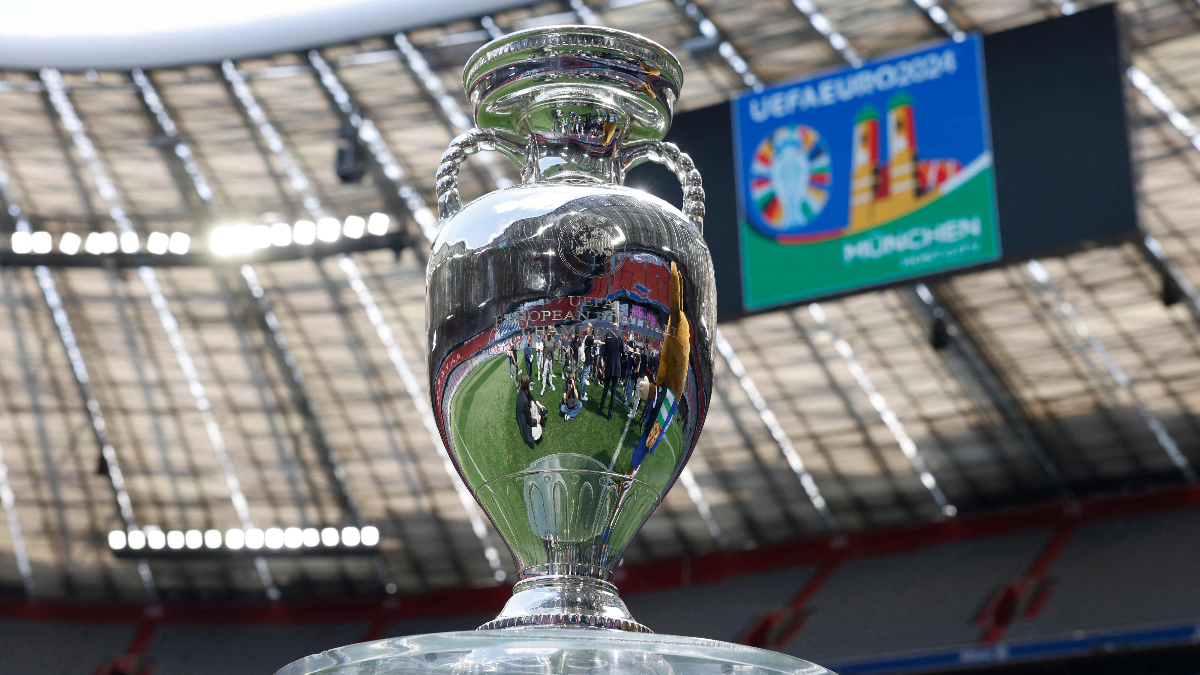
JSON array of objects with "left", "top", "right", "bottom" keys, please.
[
  {"left": 294, "top": 220, "right": 316, "bottom": 245},
  {"left": 284, "top": 527, "right": 303, "bottom": 549},
  {"left": 270, "top": 222, "right": 292, "bottom": 246},
  {"left": 168, "top": 232, "right": 190, "bottom": 254},
  {"left": 367, "top": 212, "right": 389, "bottom": 236},
  {"left": 185, "top": 530, "right": 203, "bottom": 549},
  {"left": 146, "top": 529, "right": 166, "bottom": 550},
  {"left": 204, "top": 529, "right": 222, "bottom": 549},
  {"left": 302, "top": 528, "right": 320, "bottom": 547},
  {"left": 250, "top": 224, "right": 272, "bottom": 249},
  {"left": 320, "top": 527, "right": 339, "bottom": 546},
  {"left": 245, "top": 528, "right": 265, "bottom": 550},
  {"left": 31, "top": 231, "right": 51, "bottom": 254},
  {"left": 343, "top": 215, "right": 365, "bottom": 238},
  {"left": 147, "top": 231, "right": 169, "bottom": 254},
  {"left": 11, "top": 231, "right": 31, "bottom": 254},
  {"left": 119, "top": 231, "right": 140, "bottom": 253},
  {"left": 317, "top": 217, "right": 340, "bottom": 242},
  {"left": 85, "top": 232, "right": 104, "bottom": 255},
  {"left": 60, "top": 232, "right": 81, "bottom": 255},
  {"left": 100, "top": 231, "right": 118, "bottom": 254}
]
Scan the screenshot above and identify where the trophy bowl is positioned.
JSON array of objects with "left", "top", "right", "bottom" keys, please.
[
  {"left": 277, "top": 23, "right": 832, "bottom": 675},
  {"left": 426, "top": 24, "right": 716, "bottom": 633}
]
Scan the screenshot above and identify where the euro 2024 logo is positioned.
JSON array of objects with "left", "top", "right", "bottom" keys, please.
[{"left": 748, "top": 125, "right": 832, "bottom": 242}]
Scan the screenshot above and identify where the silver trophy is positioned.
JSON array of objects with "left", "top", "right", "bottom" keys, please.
[{"left": 279, "top": 25, "right": 830, "bottom": 675}]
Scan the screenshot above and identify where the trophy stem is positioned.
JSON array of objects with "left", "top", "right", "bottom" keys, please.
[{"left": 479, "top": 575, "right": 651, "bottom": 633}]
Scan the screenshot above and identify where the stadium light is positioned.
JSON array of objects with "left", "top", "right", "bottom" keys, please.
[
  {"left": 316, "top": 217, "right": 340, "bottom": 243},
  {"left": 107, "top": 525, "right": 382, "bottom": 557},
  {"left": 284, "top": 527, "right": 303, "bottom": 549},
  {"left": 60, "top": 231, "right": 81, "bottom": 255},
  {"left": 31, "top": 231, "right": 51, "bottom": 254},
  {"left": 225, "top": 528, "right": 245, "bottom": 550},
  {"left": 366, "top": 212, "right": 389, "bottom": 236},
  {"left": 210, "top": 226, "right": 234, "bottom": 255},
  {"left": 343, "top": 215, "right": 365, "bottom": 239},
  {"left": 119, "top": 231, "right": 140, "bottom": 254},
  {"left": 100, "top": 231, "right": 119, "bottom": 254},
  {"left": 168, "top": 232, "right": 190, "bottom": 254},
  {"left": 147, "top": 231, "right": 169, "bottom": 254},
  {"left": 11, "top": 231, "right": 32, "bottom": 254},
  {"left": 204, "top": 529, "right": 222, "bottom": 549},
  {"left": 271, "top": 222, "right": 292, "bottom": 246},
  {"left": 146, "top": 529, "right": 166, "bottom": 550},
  {"left": 250, "top": 224, "right": 272, "bottom": 249},
  {"left": 303, "top": 528, "right": 320, "bottom": 547},
  {"left": 185, "top": 529, "right": 203, "bottom": 549},
  {"left": 84, "top": 231, "right": 104, "bottom": 255},
  {"left": 294, "top": 220, "right": 316, "bottom": 245},
  {"left": 244, "top": 528, "right": 265, "bottom": 550}
]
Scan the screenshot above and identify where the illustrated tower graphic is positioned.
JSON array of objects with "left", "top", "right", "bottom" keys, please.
[
  {"left": 846, "top": 92, "right": 963, "bottom": 233},
  {"left": 877, "top": 92, "right": 917, "bottom": 222},
  {"left": 849, "top": 107, "right": 880, "bottom": 230}
]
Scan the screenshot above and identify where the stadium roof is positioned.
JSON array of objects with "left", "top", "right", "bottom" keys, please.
[{"left": 0, "top": 0, "right": 1199, "bottom": 603}]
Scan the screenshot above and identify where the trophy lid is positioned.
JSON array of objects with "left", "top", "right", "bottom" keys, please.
[{"left": 463, "top": 25, "right": 684, "bottom": 145}]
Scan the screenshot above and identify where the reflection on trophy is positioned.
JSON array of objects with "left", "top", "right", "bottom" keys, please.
[{"left": 426, "top": 25, "right": 716, "bottom": 632}]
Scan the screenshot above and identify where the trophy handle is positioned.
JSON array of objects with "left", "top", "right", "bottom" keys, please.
[
  {"left": 620, "top": 140, "right": 705, "bottom": 234},
  {"left": 436, "top": 128, "right": 529, "bottom": 222}
]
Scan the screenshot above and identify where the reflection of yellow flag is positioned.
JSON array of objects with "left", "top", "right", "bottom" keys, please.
[{"left": 656, "top": 262, "right": 690, "bottom": 397}]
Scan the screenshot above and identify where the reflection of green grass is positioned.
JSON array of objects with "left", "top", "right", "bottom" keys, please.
[{"left": 449, "top": 354, "right": 683, "bottom": 494}]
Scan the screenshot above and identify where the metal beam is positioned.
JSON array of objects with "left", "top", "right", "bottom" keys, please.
[
  {"left": 221, "top": 58, "right": 506, "bottom": 581},
  {"left": 668, "top": 0, "right": 764, "bottom": 91},
  {"left": 131, "top": 68, "right": 318, "bottom": 528},
  {"left": 40, "top": 67, "right": 278, "bottom": 598},
  {"left": 901, "top": 283, "right": 1072, "bottom": 497},
  {"left": 0, "top": 153, "right": 156, "bottom": 600},
  {"left": 0, "top": 271, "right": 36, "bottom": 596},
  {"left": 0, "top": 265, "right": 69, "bottom": 567},
  {"left": 303, "top": 52, "right": 438, "bottom": 245},
  {"left": 808, "top": 302, "right": 956, "bottom": 516},
  {"left": 1021, "top": 260, "right": 1196, "bottom": 482}
]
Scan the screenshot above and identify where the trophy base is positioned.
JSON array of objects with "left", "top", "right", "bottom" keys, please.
[
  {"left": 478, "top": 575, "right": 651, "bottom": 633},
  {"left": 273, "top": 628, "right": 833, "bottom": 675}
]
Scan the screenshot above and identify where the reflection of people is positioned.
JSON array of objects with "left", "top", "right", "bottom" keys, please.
[
  {"left": 508, "top": 345, "right": 519, "bottom": 388},
  {"left": 622, "top": 345, "right": 638, "bottom": 405},
  {"left": 581, "top": 327, "right": 594, "bottom": 400},
  {"left": 516, "top": 375, "right": 546, "bottom": 448},
  {"left": 523, "top": 330, "right": 535, "bottom": 378},
  {"left": 560, "top": 373, "right": 582, "bottom": 421},
  {"left": 538, "top": 328, "right": 555, "bottom": 395},
  {"left": 597, "top": 329, "right": 624, "bottom": 419},
  {"left": 569, "top": 330, "right": 581, "bottom": 376},
  {"left": 629, "top": 373, "right": 651, "bottom": 419}
]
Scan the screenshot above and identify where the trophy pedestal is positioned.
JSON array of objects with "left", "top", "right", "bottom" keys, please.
[{"left": 274, "top": 629, "right": 831, "bottom": 675}]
